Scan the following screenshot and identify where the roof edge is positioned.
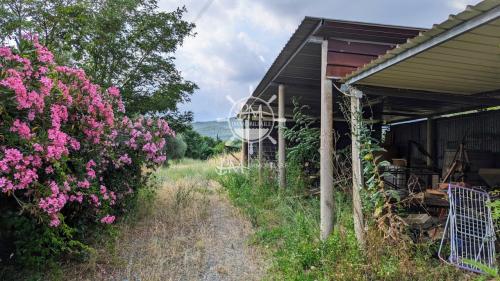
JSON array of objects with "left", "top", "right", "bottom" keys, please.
[{"left": 342, "top": 0, "right": 500, "bottom": 85}]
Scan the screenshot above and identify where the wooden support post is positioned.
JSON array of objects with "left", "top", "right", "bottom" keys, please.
[
  {"left": 247, "top": 116, "right": 252, "bottom": 167},
  {"left": 350, "top": 94, "right": 365, "bottom": 249},
  {"left": 320, "top": 39, "right": 334, "bottom": 241},
  {"left": 241, "top": 116, "right": 248, "bottom": 167},
  {"left": 278, "top": 84, "right": 286, "bottom": 189},
  {"left": 426, "top": 117, "right": 435, "bottom": 168},
  {"left": 258, "top": 108, "right": 263, "bottom": 184}
]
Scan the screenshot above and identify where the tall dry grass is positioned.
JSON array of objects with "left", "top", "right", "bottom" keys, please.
[{"left": 56, "top": 157, "right": 264, "bottom": 281}]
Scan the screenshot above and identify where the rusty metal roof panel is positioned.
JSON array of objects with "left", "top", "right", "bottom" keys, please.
[{"left": 248, "top": 18, "right": 424, "bottom": 101}]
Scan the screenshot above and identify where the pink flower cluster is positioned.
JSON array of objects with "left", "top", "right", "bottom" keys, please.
[
  {"left": 120, "top": 117, "right": 173, "bottom": 165},
  {"left": 100, "top": 215, "right": 115, "bottom": 224},
  {"left": 0, "top": 148, "right": 40, "bottom": 192},
  {"left": 0, "top": 37, "right": 174, "bottom": 228},
  {"left": 10, "top": 119, "right": 33, "bottom": 140},
  {"left": 38, "top": 181, "right": 67, "bottom": 227}
]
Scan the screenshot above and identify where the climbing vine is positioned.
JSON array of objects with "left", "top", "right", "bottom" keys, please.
[{"left": 341, "top": 94, "right": 407, "bottom": 241}]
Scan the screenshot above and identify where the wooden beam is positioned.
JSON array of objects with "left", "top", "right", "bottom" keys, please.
[
  {"left": 258, "top": 109, "right": 263, "bottom": 184},
  {"left": 426, "top": 117, "right": 435, "bottom": 168},
  {"left": 320, "top": 39, "right": 334, "bottom": 241},
  {"left": 242, "top": 117, "right": 248, "bottom": 167},
  {"left": 359, "top": 85, "right": 500, "bottom": 106},
  {"left": 278, "top": 84, "right": 286, "bottom": 189}
]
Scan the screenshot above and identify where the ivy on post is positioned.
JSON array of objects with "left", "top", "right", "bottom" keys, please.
[{"left": 348, "top": 85, "right": 366, "bottom": 250}]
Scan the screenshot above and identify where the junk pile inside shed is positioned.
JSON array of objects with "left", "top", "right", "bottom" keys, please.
[{"left": 377, "top": 110, "right": 499, "bottom": 245}]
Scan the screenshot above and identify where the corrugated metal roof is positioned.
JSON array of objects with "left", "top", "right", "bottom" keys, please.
[
  {"left": 342, "top": 0, "right": 500, "bottom": 95},
  {"left": 249, "top": 17, "right": 322, "bottom": 108},
  {"left": 243, "top": 17, "right": 423, "bottom": 117}
]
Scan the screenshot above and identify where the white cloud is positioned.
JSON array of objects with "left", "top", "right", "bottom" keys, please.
[
  {"left": 158, "top": 0, "right": 483, "bottom": 121},
  {"left": 448, "top": 0, "right": 470, "bottom": 10}
]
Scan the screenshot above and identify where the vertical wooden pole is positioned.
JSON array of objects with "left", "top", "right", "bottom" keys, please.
[
  {"left": 247, "top": 116, "right": 252, "bottom": 167},
  {"left": 351, "top": 94, "right": 365, "bottom": 249},
  {"left": 278, "top": 84, "right": 286, "bottom": 189},
  {"left": 426, "top": 117, "right": 435, "bottom": 168},
  {"left": 258, "top": 107, "right": 263, "bottom": 184},
  {"left": 320, "top": 39, "right": 334, "bottom": 241},
  {"left": 242, "top": 116, "right": 248, "bottom": 167}
]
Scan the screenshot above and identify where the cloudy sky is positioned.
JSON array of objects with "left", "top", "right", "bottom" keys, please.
[{"left": 158, "top": 0, "right": 482, "bottom": 122}]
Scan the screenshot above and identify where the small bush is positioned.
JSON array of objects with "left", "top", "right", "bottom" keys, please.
[{"left": 165, "top": 135, "right": 188, "bottom": 160}]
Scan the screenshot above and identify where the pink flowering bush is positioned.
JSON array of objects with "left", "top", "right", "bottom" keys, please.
[{"left": 0, "top": 37, "right": 173, "bottom": 266}]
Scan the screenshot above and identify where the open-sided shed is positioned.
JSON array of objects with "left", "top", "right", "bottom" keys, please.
[
  {"left": 238, "top": 18, "right": 423, "bottom": 239},
  {"left": 342, "top": 0, "right": 500, "bottom": 179},
  {"left": 239, "top": 0, "right": 500, "bottom": 242}
]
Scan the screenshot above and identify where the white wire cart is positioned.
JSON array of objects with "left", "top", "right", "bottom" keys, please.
[{"left": 438, "top": 184, "right": 497, "bottom": 273}]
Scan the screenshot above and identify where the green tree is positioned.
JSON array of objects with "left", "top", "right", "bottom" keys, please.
[
  {"left": 181, "top": 128, "right": 224, "bottom": 160},
  {"left": 0, "top": 0, "right": 197, "bottom": 131}
]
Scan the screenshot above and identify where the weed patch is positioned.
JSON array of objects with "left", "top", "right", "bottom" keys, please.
[{"left": 217, "top": 167, "right": 470, "bottom": 280}]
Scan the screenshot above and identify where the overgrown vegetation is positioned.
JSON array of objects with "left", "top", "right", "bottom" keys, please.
[
  {"left": 165, "top": 134, "right": 188, "bottom": 161},
  {"left": 218, "top": 167, "right": 363, "bottom": 280},
  {"left": 215, "top": 96, "right": 469, "bottom": 280},
  {"left": 218, "top": 166, "right": 468, "bottom": 280},
  {"left": 283, "top": 98, "right": 320, "bottom": 187},
  {"left": 0, "top": 166, "right": 162, "bottom": 281},
  {"left": 351, "top": 101, "right": 408, "bottom": 241},
  {"left": 489, "top": 190, "right": 500, "bottom": 236}
]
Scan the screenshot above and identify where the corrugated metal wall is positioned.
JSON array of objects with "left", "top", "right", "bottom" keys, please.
[
  {"left": 389, "top": 110, "right": 500, "bottom": 169},
  {"left": 249, "top": 126, "right": 278, "bottom": 162}
]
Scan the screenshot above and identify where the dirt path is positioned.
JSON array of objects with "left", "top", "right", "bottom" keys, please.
[
  {"left": 199, "top": 181, "right": 264, "bottom": 281},
  {"left": 64, "top": 161, "right": 266, "bottom": 281}
]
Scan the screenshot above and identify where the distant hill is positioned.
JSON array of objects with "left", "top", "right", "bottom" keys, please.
[{"left": 192, "top": 120, "right": 234, "bottom": 141}]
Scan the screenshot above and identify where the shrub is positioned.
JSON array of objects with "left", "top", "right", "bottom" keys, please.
[
  {"left": 165, "top": 135, "right": 187, "bottom": 160},
  {"left": 0, "top": 36, "right": 173, "bottom": 266},
  {"left": 283, "top": 98, "right": 320, "bottom": 189}
]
